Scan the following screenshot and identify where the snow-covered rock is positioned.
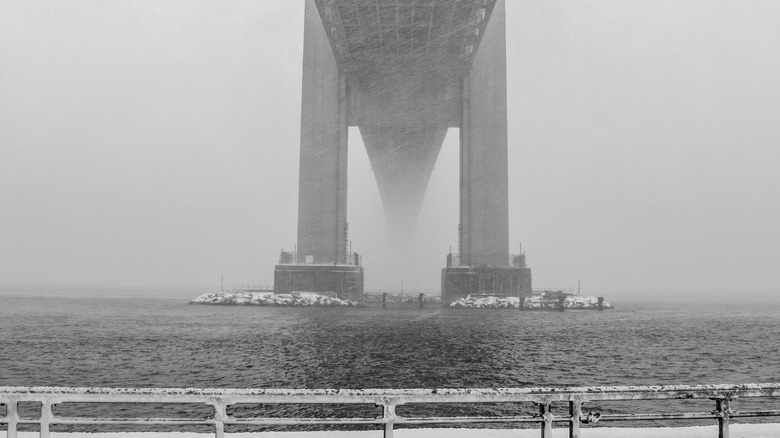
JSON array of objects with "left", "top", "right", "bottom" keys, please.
[
  {"left": 564, "top": 294, "right": 612, "bottom": 309},
  {"left": 190, "top": 292, "right": 366, "bottom": 307},
  {"left": 450, "top": 296, "right": 522, "bottom": 309},
  {"left": 450, "top": 294, "right": 612, "bottom": 310}
]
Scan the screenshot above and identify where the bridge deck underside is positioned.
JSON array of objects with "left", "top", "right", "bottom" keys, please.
[{"left": 314, "top": 0, "right": 497, "bottom": 76}]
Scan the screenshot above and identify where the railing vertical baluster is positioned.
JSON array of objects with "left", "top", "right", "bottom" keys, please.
[
  {"left": 212, "top": 401, "right": 227, "bottom": 438},
  {"left": 7, "top": 399, "right": 18, "bottom": 438},
  {"left": 383, "top": 403, "right": 396, "bottom": 438},
  {"left": 717, "top": 397, "right": 731, "bottom": 438},
  {"left": 40, "top": 401, "right": 52, "bottom": 438},
  {"left": 569, "top": 399, "right": 582, "bottom": 438},
  {"left": 539, "top": 403, "right": 553, "bottom": 438}
]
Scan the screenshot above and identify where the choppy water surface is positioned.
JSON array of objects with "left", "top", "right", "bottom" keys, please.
[{"left": 1, "top": 295, "right": 779, "bottom": 429}]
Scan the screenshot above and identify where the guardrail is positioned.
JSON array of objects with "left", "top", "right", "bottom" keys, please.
[
  {"left": 532, "top": 288, "right": 578, "bottom": 295},
  {"left": 445, "top": 253, "right": 527, "bottom": 268},
  {"left": 230, "top": 284, "right": 274, "bottom": 292},
  {"left": 1, "top": 384, "right": 779, "bottom": 438},
  {"left": 278, "top": 250, "right": 362, "bottom": 267}
]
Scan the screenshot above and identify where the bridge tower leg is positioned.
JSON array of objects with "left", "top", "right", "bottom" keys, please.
[
  {"left": 443, "top": 0, "right": 532, "bottom": 302},
  {"left": 274, "top": 0, "right": 362, "bottom": 300},
  {"left": 297, "top": 0, "right": 347, "bottom": 265},
  {"left": 460, "top": 0, "right": 509, "bottom": 268}
]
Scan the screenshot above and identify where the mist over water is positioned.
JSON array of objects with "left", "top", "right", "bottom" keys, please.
[
  {"left": 3, "top": 295, "right": 779, "bottom": 388},
  {"left": 2, "top": 1, "right": 779, "bottom": 299},
  {"left": 2, "top": 294, "right": 779, "bottom": 429}
]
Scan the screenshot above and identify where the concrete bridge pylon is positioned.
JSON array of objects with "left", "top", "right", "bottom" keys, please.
[{"left": 274, "top": 0, "right": 531, "bottom": 301}]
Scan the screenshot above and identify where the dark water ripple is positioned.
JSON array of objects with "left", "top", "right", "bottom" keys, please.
[{"left": 1, "top": 295, "right": 779, "bottom": 430}]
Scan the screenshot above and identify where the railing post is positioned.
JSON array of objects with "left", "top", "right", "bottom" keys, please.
[
  {"left": 383, "top": 403, "right": 397, "bottom": 438},
  {"left": 7, "top": 399, "right": 18, "bottom": 438},
  {"left": 568, "top": 399, "right": 582, "bottom": 438},
  {"left": 539, "top": 403, "right": 553, "bottom": 438},
  {"left": 40, "top": 401, "right": 52, "bottom": 438},
  {"left": 212, "top": 400, "right": 227, "bottom": 438},
  {"left": 716, "top": 397, "right": 731, "bottom": 438}
]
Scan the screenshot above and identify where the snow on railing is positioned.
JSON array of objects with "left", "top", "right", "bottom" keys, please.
[{"left": 1, "top": 384, "right": 779, "bottom": 438}]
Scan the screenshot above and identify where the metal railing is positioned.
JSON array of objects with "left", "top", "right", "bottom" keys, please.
[
  {"left": 278, "top": 250, "right": 362, "bottom": 267},
  {"left": 230, "top": 284, "right": 273, "bottom": 292},
  {"left": 345, "top": 251, "right": 362, "bottom": 267},
  {"left": 445, "top": 253, "right": 526, "bottom": 268},
  {"left": 446, "top": 253, "right": 462, "bottom": 267},
  {"left": 533, "top": 288, "right": 578, "bottom": 295},
  {"left": 1, "top": 384, "right": 779, "bottom": 438}
]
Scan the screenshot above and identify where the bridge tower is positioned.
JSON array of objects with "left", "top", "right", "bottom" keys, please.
[{"left": 274, "top": 0, "right": 531, "bottom": 301}]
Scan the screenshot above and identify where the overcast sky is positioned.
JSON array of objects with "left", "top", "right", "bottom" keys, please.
[{"left": 1, "top": 1, "right": 779, "bottom": 300}]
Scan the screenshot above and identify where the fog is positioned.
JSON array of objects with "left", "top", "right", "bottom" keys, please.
[{"left": 1, "top": 1, "right": 779, "bottom": 302}]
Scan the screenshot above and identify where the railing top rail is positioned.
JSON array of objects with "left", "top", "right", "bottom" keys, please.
[
  {"left": 1, "top": 384, "right": 778, "bottom": 438},
  {"left": 1, "top": 383, "right": 778, "bottom": 401}
]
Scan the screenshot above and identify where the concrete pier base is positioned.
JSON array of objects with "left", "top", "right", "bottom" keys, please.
[
  {"left": 441, "top": 265, "right": 532, "bottom": 303},
  {"left": 274, "top": 264, "right": 364, "bottom": 302}
]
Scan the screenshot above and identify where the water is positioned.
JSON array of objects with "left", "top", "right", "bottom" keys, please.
[{"left": 1, "top": 294, "right": 779, "bottom": 430}]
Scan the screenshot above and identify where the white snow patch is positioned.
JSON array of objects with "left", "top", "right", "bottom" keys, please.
[
  {"left": 190, "top": 292, "right": 364, "bottom": 307},
  {"left": 450, "top": 294, "right": 613, "bottom": 309}
]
